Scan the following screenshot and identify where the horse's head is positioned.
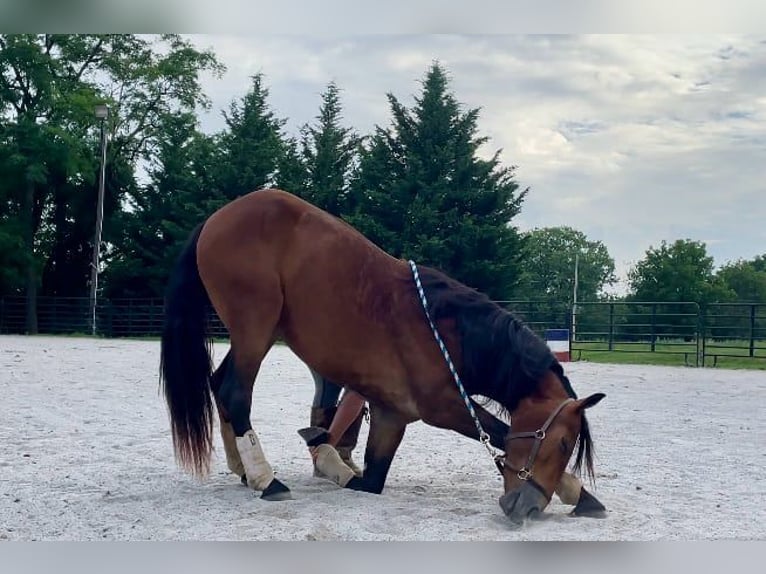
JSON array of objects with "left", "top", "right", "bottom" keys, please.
[{"left": 498, "top": 392, "right": 605, "bottom": 524}]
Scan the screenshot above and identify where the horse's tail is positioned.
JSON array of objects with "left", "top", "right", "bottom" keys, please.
[{"left": 160, "top": 222, "right": 215, "bottom": 477}]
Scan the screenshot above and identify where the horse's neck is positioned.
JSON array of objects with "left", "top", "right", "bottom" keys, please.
[{"left": 532, "top": 370, "right": 571, "bottom": 401}]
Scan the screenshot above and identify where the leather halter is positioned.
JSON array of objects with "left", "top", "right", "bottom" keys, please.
[{"left": 497, "top": 398, "right": 575, "bottom": 486}]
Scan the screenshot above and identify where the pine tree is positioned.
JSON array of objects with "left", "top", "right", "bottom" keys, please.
[
  {"left": 297, "top": 81, "right": 361, "bottom": 217},
  {"left": 103, "top": 113, "right": 220, "bottom": 298},
  {"left": 351, "top": 63, "right": 527, "bottom": 299},
  {"left": 217, "top": 73, "right": 286, "bottom": 200}
]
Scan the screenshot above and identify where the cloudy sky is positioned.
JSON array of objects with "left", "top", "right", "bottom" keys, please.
[{"left": 186, "top": 34, "right": 765, "bottom": 294}]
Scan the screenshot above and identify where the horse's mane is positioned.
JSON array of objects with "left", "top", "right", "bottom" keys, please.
[{"left": 416, "top": 264, "right": 595, "bottom": 481}]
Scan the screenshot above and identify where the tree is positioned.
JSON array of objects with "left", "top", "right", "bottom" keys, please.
[
  {"left": 0, "top": 34, "right": 222, "bottom": 331},
  {"left": 750, "top": 254, "right": 766, "bottom": 274},
  {"left": 628, "top": 239, "right": 731, "bottom": 305},
  {"left": 350, "top": 62, "right": 527, "bottom": 300},
  {"left": 216, "top": 73, "right": 286, "bottom": 202},
  {"left": 625, "top": 240, "right": 734, "bottom": 339},
  {"left": 103, "top": 113, "right": 222, "bottom": 299},
  {"left": 716, "top": 258, "right": 766, "bottom": 304},
  {"left": 516, "top": 226, "right": 616, "bottom": 302},
  {"left": 294, "top": 81, "right": 361, "bottom": 216}
]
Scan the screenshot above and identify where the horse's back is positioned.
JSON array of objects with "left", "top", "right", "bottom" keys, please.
[{"left": 196, "top": 189, "right": 410, "bottom": 382}]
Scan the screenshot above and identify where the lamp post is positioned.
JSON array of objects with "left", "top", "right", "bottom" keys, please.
[
  {"left": 89, "top": 103, "right": 108, "bottom": 336},
  {"left": 572, "top": 253, "right": 579, "bottom": 343}
]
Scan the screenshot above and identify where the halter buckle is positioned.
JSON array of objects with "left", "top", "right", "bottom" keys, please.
[
  {"left": 534, "top": 429, "right": 546, "bottom": 440},
  {"left": 517, "top": 468, "right": 532, "bottom": 481}
]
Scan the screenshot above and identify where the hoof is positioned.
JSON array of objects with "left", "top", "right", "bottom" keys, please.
[
  {"left": 260, "top": 478, "right": 292, "bottom": 501},
  {"left": 571, "top": 488, "right": 607, "bottom": 518},
  {"left": 345, "top": 476, "right": 365, "bottom": 491},
  {"left": 297, "top": 426, "right": 330, "bottom": 447},
  {"left": 241, "top": 474, "right": 248, "bottom": 486}
]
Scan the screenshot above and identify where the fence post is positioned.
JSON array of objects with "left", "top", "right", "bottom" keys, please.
[
  {"left": 650, "top": 303, "right": 657, "bottom": 352},
  {"left": 700, "top": 305, "right": 706, "bottom": 367},
  {"left": 608, "top": 302, "right": 615, "bottom": 351},
  {"left": 750, "top": 304, "right": 756, "bottom": 358}
]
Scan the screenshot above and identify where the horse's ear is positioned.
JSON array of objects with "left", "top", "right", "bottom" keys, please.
[{"left": 576, "top": 393, "right": 606, "bottom": 412}]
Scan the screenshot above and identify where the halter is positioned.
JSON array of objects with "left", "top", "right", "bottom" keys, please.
[
  {"left": 408, "top": 260, "right": 574, "bottom": 484},
  {"left": 501, "top": 397, "right": 574, "bottom": 482}
]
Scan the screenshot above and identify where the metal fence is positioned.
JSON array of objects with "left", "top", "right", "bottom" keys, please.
[
  {"left": 1, "top": 296, "right": 764, "bottom": 366},
  {"left": 701, "top": 303, "right": 766, "bottom": 366},
  {"left": 0, "top": 296, "right": 229, "bottom": 339},
  {"left": 571, "top": 301, "right": 702, "bottom": 366}
]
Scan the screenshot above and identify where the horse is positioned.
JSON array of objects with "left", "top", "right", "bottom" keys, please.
[{"left": 159, "top": 188, "right": 606, "bottom": 524}]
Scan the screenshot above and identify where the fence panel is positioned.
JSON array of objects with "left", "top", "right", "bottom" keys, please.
[
  {"left": 701, "top": 303, "right": 766, "bottom": 366},
  {"left": 571, "top": 301, "right": 701, "bottom": 366},
  {"left": 497, "top": 300, "right": 572, "bottom": 337},
  {"left": 2, "top": 296, "right": 764, "bottom": 368}
]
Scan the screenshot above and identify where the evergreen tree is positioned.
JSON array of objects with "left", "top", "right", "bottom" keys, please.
[
  {"left": 217, "top": 73, "right": 286, "bottom": 201},
  {"left": 103, "top": 113, "right": 221, "bottom": 298},
  {"left": 297, "top": 81, "right": 361, "bottom": 216},
  {"left": 350, "top": 63, "right": 527, "bottom": 299}
]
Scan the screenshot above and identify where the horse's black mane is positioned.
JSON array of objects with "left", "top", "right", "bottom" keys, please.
[
  {"left": 417, "top": 265, "right": 561, "bottom": 407},
  {"left": 416, "top": 264, "right": 595, "bottom": 480}
]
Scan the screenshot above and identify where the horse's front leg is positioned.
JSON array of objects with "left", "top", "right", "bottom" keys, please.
[{"left": 314, "top": 404, "right": 408, "bottom": 494}]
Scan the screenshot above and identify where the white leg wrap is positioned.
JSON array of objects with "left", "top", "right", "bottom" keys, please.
[
  {"left": 556, "top": 471, "right": 583, "bottom": 505},
  {"left": 220, "top": 421, "right": 245, "bottom": 477},
  {"left": 235, "top": 430, "right": 275, "bottom": 491},
  {"left": 313, "top": 444, "right": 356, "bottom": 487}
]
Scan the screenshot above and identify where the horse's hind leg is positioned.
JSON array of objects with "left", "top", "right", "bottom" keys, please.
[
  {"left": 212, "top": 334, "right": 291, "bottom": 501},
  {"left": 210, "top": 351, "right": 244, "bottom": 478}
]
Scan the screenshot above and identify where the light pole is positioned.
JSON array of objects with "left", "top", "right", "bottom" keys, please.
[
  {"left": 572, "top": 253, "right": 579, "bottom": 342},
  {"left": 89, "top": 103, "right": 108, "bottom": 336}
]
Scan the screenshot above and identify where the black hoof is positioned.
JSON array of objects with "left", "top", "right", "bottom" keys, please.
[
  {"left": 241, "top": 474, "right": 248, "bottom": 486},
  {"left": 260, "top": 478, "right": 292, "bottom": 501},
  {"left": 297, "top": 426, "right": 330, "bottom": 447},
  {"left": 345, "top": 476, "right": 365, "bottom": 491},
  {"left": 571, "top": 488, "right": 607, "bottom": 518}
]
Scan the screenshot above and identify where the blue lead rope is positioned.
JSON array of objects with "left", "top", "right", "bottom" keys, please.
[{"left": 408, "top": 260, "right": 502, "bottom": 475}]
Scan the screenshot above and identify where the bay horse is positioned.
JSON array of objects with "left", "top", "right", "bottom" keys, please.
[{"left": 160, "top": 188, "right": 606, "bottom": 524}]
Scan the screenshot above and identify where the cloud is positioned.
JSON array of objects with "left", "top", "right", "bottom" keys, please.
[{"left": 187, "top": 34, "right": 766, "bottom": 294}]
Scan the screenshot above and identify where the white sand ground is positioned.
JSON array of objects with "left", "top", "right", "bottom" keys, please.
[{"left": 1, "top": 335, "right": 764, "bottom": 540}]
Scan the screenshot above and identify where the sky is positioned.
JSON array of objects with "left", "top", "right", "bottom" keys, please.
[{"left": 185, "top": 34, "right": 766, "bottom": 294}]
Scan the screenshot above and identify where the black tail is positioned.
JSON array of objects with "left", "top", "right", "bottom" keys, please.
[{"left": 159, "top": 223, "right": 214, "bottom": 477}]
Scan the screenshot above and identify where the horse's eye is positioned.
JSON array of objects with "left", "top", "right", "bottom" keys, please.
[{"left": 559, "top": 438, "right": 569, "bottom": 454}]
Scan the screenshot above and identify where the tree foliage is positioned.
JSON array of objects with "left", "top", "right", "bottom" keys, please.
[
  {"left": 628, "top": 239, "right": 731, "bottom": 305},
  {"left": 0, "top": 34, "right": 221, "bottom": 331},
  {"left": 294, "top": 81, "right": 361, "bottom": 216},
  {"left": 516, "top": 226, "right": 616, "bottom": 302},
  {"left": 349, "top": 62, "right": 527, "bottom": 299},
  {"left": 715, "top": 256, "right": 766, "bottom": 304},
  {"left": 2, "top": 40, "right": 762, "bottom": 331}
]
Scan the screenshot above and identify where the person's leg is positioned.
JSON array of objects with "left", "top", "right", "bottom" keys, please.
[
  {"left": 300, "top": 375, "right": 367, "bottom": 477},
  {"left": 311, "top": 369, "right": 343, "bottom": 409},
  {"left": 325, "top": 389, "right": 366, "bottom": 476},
  {"left": 326, "top": 389, "right": 366, "bottom": 445}
]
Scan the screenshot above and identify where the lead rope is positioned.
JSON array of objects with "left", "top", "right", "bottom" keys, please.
[{"left": 408, "top": 260, "right": 503, "bottom": 476}]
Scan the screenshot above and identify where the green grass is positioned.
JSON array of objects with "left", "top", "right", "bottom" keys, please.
[{"left": 572, "top": 339, "right": 766, "bottom": 370}]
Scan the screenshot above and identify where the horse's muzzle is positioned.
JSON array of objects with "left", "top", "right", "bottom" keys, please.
[{"left": 499, "top": 481, "right": 549, "bottom": 525}]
